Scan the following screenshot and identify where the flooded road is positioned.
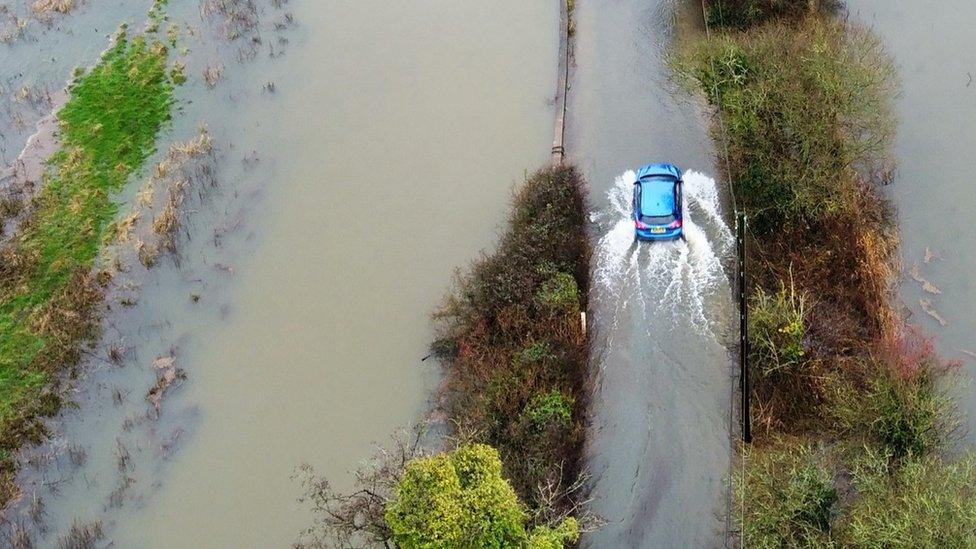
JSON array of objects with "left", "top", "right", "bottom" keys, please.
[
  {"left": 568, "top": 1, "right": 734, "bottom": 547},
  {"left": 3, "top": 0, "right": 558, "bottom": 546},
  {"left": 846, "top": 0, "right": 976, "bottom": 448}
]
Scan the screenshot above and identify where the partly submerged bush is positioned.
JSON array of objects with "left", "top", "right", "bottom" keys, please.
[
  {"left": 384, "top": 444, "right": 579, "bottom": 549},
  {"left": 735, "top": 440, "right": 837, "bottom": 548},
  {"left": 839, "top": 453, "right": 976, "bottom": 547},
  {"left": 831, "top": 329, "right": 952, "bottom": 459}
]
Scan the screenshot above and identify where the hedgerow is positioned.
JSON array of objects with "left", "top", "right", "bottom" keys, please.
[
  {"left": 678, "top": 1, "right": 974, "bottom": 545},
  {"left": 433, "top": 165, "right": 590, "bottom": 513}
]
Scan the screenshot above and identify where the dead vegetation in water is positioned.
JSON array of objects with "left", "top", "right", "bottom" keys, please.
[
  {"left": 203, "top": 64, "right": 224, "bottom": 88},
  {"left": 31, "top": 0, "right": 76, "bottom": 15},
  {"left": 57, "top": 519, "right": 102, "bottom": 549},
  {"left": 107, "top": 129, "right": 216, "bottom": 269},
  {"left": 199, "top": 0, "right": 295, "bottom": 62},
  {"left": 0, "top": 0, "right": 81, "bottom": 43},
  {"left": 146, "top": 355, "right": 186, "bottom": 415}
]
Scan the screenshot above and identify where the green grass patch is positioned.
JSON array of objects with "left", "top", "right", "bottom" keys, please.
[
  {"left": 0, "top": 29, "right": 175, "bottom": 500},
  {"left": 840, "top": 453, "right": 976, "bottom": 547},
  {"left": 736, "top": 439, "right": 837, "bottom": 548}
]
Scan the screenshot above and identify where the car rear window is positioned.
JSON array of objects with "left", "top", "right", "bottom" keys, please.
[{"left": 640, "top": 178, "right": 675, "bottom": 217}]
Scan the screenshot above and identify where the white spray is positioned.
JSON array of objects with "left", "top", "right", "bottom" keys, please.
[{"left": 593, "top": 170, "right": 733, "bottom": 334}]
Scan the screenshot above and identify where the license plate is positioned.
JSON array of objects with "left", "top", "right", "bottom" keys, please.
[{"left": 650, "top": 227, "right": 666, "bottom": 234}]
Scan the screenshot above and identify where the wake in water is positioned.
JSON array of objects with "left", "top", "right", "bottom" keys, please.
[{"left": 592, "top": 170, "right": 733, "bottom": 334}]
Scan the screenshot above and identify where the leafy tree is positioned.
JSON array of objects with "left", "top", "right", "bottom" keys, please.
[{"left": 385, "top": 444, "right": 579, "bottom": 548}]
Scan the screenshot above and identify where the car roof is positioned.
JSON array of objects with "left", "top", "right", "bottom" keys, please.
[{"left": 635, "top": 163, "right": 682, "bottom": 181}]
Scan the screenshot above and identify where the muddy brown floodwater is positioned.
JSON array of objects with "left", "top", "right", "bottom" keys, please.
[
  {"left": 845, "top": 1, "right": 976, "bottom": 450},
  {"left": 3, "top": 0, "right": 558, "bottom": 546}
]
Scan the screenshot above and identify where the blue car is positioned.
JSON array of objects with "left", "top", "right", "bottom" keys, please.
[{"left": 633, "top": 163, "right": 683, "bottom": 241}]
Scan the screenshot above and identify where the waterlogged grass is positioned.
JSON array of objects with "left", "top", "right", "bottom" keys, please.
[
  {"left": 735, "top": 440, "right": 837, "bottom": 548},
  {"left": 841, "top": 453, "right": 976, "bottom": 547},
  {"left": 0, "top": 30, "right": 174, "bottom": 496}
]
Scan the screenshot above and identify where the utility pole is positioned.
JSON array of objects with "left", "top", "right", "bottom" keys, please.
[{"left": 737, "top": 212, "right": 751, "bottom": 443}]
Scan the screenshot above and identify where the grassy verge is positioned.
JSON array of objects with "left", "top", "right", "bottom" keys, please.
[
  {"left": 0, "top": 27, "right": 176, "bottom": 504},
  {"left": 675, "top": 1, "right": 976, "bottom": 545}
]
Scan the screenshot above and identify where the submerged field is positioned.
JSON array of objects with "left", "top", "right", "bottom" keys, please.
[
  {"left": 677, "top": 0, "right": 976, "bottom": 545},
  {"left": 0, "top": 25, "right": 176, "bottom": 503}
]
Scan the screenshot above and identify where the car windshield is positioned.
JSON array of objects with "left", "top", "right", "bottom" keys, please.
[{"left": 639, "top": 178, "right": 675, "bottom": 224}]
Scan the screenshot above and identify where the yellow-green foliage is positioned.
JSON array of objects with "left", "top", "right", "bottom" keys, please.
[
  {"left": 385, "top": 444, "right": 579, "bottom": 548},
  {"left": 749, "top": 281, "right": 807, "bottom": 378},
  {"left": 528, "top": 518, "right": 580, "bottom": 549}
]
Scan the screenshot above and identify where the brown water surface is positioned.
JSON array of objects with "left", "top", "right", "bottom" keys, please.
[
  {"left": 3, "top": 1, "right": 558, "bottom": 546},
  {"left": 847, "top": 0, "right": 976, "bottom": 448}
]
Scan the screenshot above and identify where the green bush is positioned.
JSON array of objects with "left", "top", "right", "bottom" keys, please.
[
  {"left": 832, "top": 366, "right": 946, "bottom": 459},
  {"left": 736, "top": 441, "right": 837, "bottom": 548},
  {"left": 535, "top": 270, "right": 580, "bottom": 314},
  {"left": 523, "top": 390, "right": 574, "bottom": 430},
  {"left": 706, "top": 0, "right": 829, "bottom": 29},
  {"left": 519, "top": 342, "right": 555, "bottom": 364},
  {"left": 840, "top": 453, "right": 976, "bottom": 547},
  {"left": 749, "top": 281, "right": 807, "bottom": 378},
  {"left": 385, "top": 444, "right": 578, "bottom": 548}
]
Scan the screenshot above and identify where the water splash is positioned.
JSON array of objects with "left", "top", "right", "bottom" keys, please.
[{"left": 594, "top": 170, "right": 732, "bottom": 334}]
